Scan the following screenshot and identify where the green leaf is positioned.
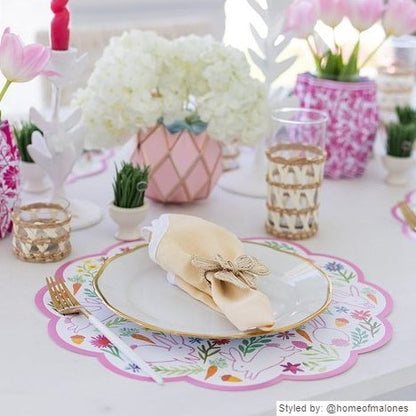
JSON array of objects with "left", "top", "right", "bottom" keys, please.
[
  {"left": 153, "top": 365, "right": 204, "bottom": 376},
  {"left": 386, "top": 122, "right": 416, "bottom": 157},
  {"left": 189, "top": 119, "right": 208, "bottom": 135},
  {"left": 112, "top": 162, "right": 150, "bottom": 208},
  {"left": 339, "top": 41, "right": 360, "bottom": 81},
  {"left": 12, "top": 121, "right": 42, "bottom": 163},
  {"left": 320, "top": 50, "right": 343, "bottom": 80},
  {"left": 165, "top": 120, "right": 189, "bottom": 134},
  {"left": 320, "top": 344, "right": 329, "bottom": 354},
  {"left": 396, "top": 105, "right": 416, "bottom": 125},
  {"left": 163, "top": 114, "right": 208, "bottom": 135}
]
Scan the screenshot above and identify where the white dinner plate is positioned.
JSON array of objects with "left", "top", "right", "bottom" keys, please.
[{"left": 93, "top": 241, "right": 332, "bottom": 338}]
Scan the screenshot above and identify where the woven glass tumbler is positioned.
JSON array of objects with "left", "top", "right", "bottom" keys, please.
[
  {"left": 12, "top": 201, "right": 71, "bottom": 262},
  {"left": 266, "top": 108, "right": 328, "bottom": 240}
]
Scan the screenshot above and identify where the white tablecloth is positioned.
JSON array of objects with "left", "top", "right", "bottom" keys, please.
[{"left": 1, "top": 148, "right": 415, "bottom": 416}]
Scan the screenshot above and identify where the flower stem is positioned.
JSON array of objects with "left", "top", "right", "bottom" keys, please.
[
  {"left": 359, "top": 35, "right": 388, "bottom": 70},
  {"left": 0, "top": 80, "right": 12, "bottom": 103}
]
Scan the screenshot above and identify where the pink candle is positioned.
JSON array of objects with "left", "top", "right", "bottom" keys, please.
[{"left": 51, "top": 0, "right": 70, "bottom": 50}]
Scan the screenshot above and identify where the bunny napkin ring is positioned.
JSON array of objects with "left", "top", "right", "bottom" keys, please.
[{"left": 191, "top": 254, "right": 270, "bottom": 289}]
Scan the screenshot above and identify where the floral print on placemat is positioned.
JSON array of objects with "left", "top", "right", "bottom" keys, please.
[
  {"left": 36, "top": 238, "right": 392, "bottom": 391},
  {"left": 391, "top": 189, "right": 416, "bottom": 242}
]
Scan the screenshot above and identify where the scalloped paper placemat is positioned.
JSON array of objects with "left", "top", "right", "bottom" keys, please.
[
  {"left": 391, "top": 189, "right": 416, "bottom": 242},
  {"left": 36, "top": 237, "right": 392, "bottom": 391}
]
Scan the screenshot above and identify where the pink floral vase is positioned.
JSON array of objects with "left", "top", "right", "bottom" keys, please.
[
  {"left": 131, "top": 125, "right": 222, "bottom": 203},
  {"left": 294, "top": 73, "right": 379, "bottom": 179},
  {"left": 0, "top": 120, "right": 20, "bottom": 239}
]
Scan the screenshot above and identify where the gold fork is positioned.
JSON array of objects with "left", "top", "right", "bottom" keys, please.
[
  {"left": 46, "top": 276, "right": 163, "bottom": 385},
  {"left": 398, "top": 201, "right": 416, "bottom": 231}
]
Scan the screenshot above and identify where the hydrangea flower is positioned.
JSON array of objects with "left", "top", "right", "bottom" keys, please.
[{"left": 73, "top": 30, "right": 270, "bottom": 149}]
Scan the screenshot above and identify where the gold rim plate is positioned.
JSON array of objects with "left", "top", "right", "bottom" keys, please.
[{"left": 93, "top": 240, "right": 332, "bottom": 339}]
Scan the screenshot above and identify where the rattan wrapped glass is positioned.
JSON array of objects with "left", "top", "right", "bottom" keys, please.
[
  {"left": 12, "top": 201, "right": 71, "bottom": 262},
  {"left": 266, "top": 108, "right": 328, "bottom": 240}
]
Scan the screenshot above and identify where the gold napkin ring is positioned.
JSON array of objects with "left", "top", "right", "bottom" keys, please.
[{"left": 191, "top": 254, "right": 270, "bottom": 289}]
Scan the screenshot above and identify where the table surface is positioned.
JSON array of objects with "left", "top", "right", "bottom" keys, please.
[{"left": 1, "top": 146, "right": 415, "bottom": 416}]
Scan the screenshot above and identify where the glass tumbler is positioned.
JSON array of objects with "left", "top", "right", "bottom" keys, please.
[
  {"left": 12, "top": 200, "right": 72, "bottom": 262},
  {"left": 266, "top": 108, "right": 328, "bottom": 240}
]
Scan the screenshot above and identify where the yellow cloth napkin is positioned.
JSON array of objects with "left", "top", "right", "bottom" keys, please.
[{"left": 142, "top": 214, "right": 275, "bottom": 332}]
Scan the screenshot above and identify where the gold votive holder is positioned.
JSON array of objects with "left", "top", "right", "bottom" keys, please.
[{"left": 11, "top": 201, "right": 71, "bottom": 262}]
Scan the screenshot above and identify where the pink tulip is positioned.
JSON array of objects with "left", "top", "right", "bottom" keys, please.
[
  {"left": 284, "top": 0, "right": 319, "bottom": 39},
  {"left": 0, "top": 28, "right": 53, "bottom": 83},
  {"left": 347, "top": 0, "right": 384, "bottom": 32},
  {"left": 319, "top": 0, "right": 348, "bottom": 27},
  {"left": 383, "top": 0, "right": 416, "bottom": 36}
]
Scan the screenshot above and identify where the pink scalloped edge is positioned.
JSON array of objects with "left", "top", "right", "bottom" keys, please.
[
  {"left": 66, "top": 149, "right": 115, "bottom": 185},
  {"left": 391, "top": 189, "right": 416, "bottom": 241},
  {"left": 35, "top": 237, "right": 393, "bottom": 391}
]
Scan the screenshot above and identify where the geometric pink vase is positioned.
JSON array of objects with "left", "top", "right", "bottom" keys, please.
[
  {"left": 131, "top": 125, "right": 222, "bottom": 203},
  {"left": 294, "top": 73, "right": 379, "bottom": 179},
  {"left": 0, "top": 120, "right": 20, "bottom": 239}
]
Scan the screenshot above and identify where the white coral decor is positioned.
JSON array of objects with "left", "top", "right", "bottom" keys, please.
[{"left": 73, "top": 30, "right": 270, "bottom": 148}]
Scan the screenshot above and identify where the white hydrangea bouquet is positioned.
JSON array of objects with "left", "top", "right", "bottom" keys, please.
[{"left": 74, "top": 30, "right": 270, "bottom": 149}]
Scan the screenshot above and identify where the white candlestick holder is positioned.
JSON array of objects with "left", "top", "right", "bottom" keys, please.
[{"left": 28, "top": 48, "right": 102, "bottom": 230}]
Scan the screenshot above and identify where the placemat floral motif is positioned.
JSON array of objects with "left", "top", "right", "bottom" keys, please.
[
  {"left": 36, "top": 237, "right": 392, "bottom": 391},
  {"left": 66, "top": 149, "right": 114, "bottom": 185},
  {"left": 391, "top": 189, "right": 416, "bottom": 242}
]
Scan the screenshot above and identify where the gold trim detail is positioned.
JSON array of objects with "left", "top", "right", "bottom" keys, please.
[{"left": 93, "top": 240, "right": 332, "bottom": 339}]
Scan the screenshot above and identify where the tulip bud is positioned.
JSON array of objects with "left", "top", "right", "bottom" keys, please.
[
  {"left": 383, "top": 0, "right": 416, "bottom": 37},
  {"left": 319, "top": 0, "right": 348, "bottom": 28},
  {"left": 347, "top": 0, "right": 384, "bottom": 32},
  {"left": 0, "top": 28, "right": 52, "bottom": 84},
  {"left": 284, "top": 0, "right": 319, "bottom": 39}
]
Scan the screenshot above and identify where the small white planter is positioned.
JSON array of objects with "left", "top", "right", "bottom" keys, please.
[
  {"left": 20, "top": 161, "right": 50, "bottom": 193},
  {"left": 108, "top": 202, "right": 148, "bottom": 241},
  {"left": 382, "top": 155, "right": 415, "bottom": 186}
]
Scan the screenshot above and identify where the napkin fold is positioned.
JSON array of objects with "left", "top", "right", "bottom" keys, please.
[{"left": 142, "top": 214, "right": 275, "bottom": 332}]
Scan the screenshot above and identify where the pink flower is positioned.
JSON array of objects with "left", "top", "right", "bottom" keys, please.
[
  {"left": 90, "top": 335, "right": 112, "bottom": 348},
  {"left": 292, "top": 340, "right": 309, "bottom": 349},
  {"left": 284, "top": 0, "right": 319, "bottom": 39},
  {"left": 0, "top": 28, "right": 53, "bottom": 83},
  {"left": 3, "top": 165, "right": 18, "bottom": 189},
  {"left": 347, "top": 0, "right": 384, "bottom": 32},
  {"left": 281, "top": 362, "right": 304, "bottom": 374},
  {"left": 319, "top": 0, "right": 348, "bottom": 27},
  {"left": 350, "top": 310, "right": 371, "bottom": 320},
  {"left": 383, "top": 0, "right": 416, "bottom": 36},
  {"left": 331, "top": 338, "right": 349, "bottom": 347},
  {"left": 211, "top": 338, "right": 230, "bottom": 345}
]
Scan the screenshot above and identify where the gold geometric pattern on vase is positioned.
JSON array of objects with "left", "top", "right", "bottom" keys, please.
[{"left": 133, "top": 125, "right": 222, "bottom": 203}]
